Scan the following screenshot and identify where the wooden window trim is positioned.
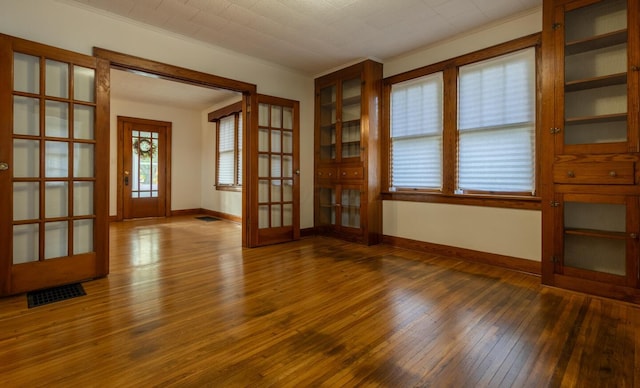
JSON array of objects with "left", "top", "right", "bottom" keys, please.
[
  {"left": 382, "top": 33, "right": 542, "bottom": 210},
  {"left": 210, "top": 102, "right": 242, "bottom": 191}
]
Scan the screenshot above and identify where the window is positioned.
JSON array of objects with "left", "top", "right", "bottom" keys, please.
[
  {"left": 458, "top": 48, "right": 535, "bottom": 194},
  {"left": 384, "top": 34, "right": 540, "bottom": 208},
  {"left": 210, "top": 102, "right": 242, "bottom": 190},
  {"left": 390, "top": 72, "right": 443, "bottom": 190}
]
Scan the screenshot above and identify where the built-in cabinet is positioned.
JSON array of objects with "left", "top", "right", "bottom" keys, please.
[
  {"left": 314, "top": 60, "right": 382, "bottom": 245},
  {"left": 542, "top": 0, "right": 640, "bottom": 302}
]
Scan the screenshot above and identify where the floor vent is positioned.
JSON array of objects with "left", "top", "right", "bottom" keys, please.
[
  {"left": 195, "top": 216, "right": 220, "bottom": 222},
  {"left": 27, "top": 283, "right": 86, "bottom": 308}
]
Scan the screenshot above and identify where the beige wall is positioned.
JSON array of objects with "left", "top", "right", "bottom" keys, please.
[{"left": 382, "top": 7, "right": 543, "bottom": 261}]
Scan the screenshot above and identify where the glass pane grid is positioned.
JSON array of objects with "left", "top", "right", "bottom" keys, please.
[{"left": 11, "top": 54, "right": 97, "bottom": 264}]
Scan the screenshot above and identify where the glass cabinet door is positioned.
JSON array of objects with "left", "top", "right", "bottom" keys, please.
[
  {"left": 558, "top": 0, "right": 633, "bottom": 153},
  {"left": 558, "top": 193, "right": 637, "bottom": 285}
]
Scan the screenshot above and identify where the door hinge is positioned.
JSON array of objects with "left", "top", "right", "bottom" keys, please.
[
  {"left": 550, "top": 127, "right": 561, "bottom": 134},
  {"left": 550, "top": 201, "right": 560, "bottom": 207},
  {"left": 552, "top": 22, "right": 562, "bottom": 30}
]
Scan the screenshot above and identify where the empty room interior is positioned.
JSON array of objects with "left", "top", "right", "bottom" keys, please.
[{"left": 1, "top": 0, "right": 639, "bottom": 386}]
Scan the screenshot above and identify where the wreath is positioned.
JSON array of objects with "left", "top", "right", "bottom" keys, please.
[{"left": 133, "top": 137, "right": 157, "bottom": 159}]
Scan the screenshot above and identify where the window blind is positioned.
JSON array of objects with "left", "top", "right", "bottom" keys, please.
[
  {"left": 458, "top": 48, "right": 535, "bottom": 193},
  {"left": 237, "top": 113, "right": 242, "bottom": 185},
  {"left": 218, "top": 115, "right": 235, "bottom": 185},
  {"left": 390, "top": 72, "right": 443, "bottom": 190}
]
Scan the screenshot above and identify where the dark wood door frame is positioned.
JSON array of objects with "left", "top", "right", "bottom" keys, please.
[{"left": 93, "top": 48, "right": 257, "bottom": 247}]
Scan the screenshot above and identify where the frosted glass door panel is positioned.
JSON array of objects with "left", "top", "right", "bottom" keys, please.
[
  {"left": 283, "top": 204, "right": 293, "bottom": 227},
  {"left": 45, "top": 182, "right": 68, "bottom": 218},
  {"left": 73, "top": 182, "right": 94, "bottom": 216},
  {"left": 45, "top": 141, "right": 69, "bottom": 177},
  {"left": 13, "top": 224, "right": 39, "bottom": 264},
  {"left": 45, "top": 221, "right": 68, "bottom": 259},
  {"left": 44, "top": 221, "right": 69, "bottom": 259},
  {"left": 259, "top": 180, "right": 269, "bottom": 203},
  {"left": 45, "top": 101, "right": 69, "bottom": 138},
  {"left": 73, "top": 66, "right": 95, "bottom": 102},
  {"left": 13, "top": 52, "right": 39, "bottom": 93},
  {"left": 13, "top": 182, "right": 39, "bottom": 221},
  {"left": 73, "top": 220, "right": 94, "bottom": 255},
  {"left": 45, "top": 59, "right": 69, "bottom": 98},
  {"left": 74, "top": 105, "right": 95, "bottom": 139},
  {"left": 13, "top": 139, "right": 39, "bottom": 178},
  {"left": 74, "top": 143, "right": 94, "bottom": 177},
  {"left": 13, "top": 96, "right": 40, "bottom": 135},
  {"left": 258, "top": 205, "right": 269, "bottom": 229}
]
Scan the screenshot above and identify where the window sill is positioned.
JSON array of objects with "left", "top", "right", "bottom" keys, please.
[
  {"left": 381, "top": 191, "right": 542, "bottom": 210},
  {"left": 216, "top": 185, "right": 242, "bottom": 192}
]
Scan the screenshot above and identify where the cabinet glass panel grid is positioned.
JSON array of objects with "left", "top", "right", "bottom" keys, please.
[{"left": 563, "top": 0, "right": 628, "bottom": 145}]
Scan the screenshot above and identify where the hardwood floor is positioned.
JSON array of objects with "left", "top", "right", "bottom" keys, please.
[{"left": 0, "top": 216, "right": 638, "bottom": 387}]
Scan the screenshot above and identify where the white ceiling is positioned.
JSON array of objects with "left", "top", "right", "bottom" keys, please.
[
  {"left": 110, "top": 69, "right": 240, "bottom": 110},
  {"left": 65, "top": 0, "right": 541, "bottom": 108}
]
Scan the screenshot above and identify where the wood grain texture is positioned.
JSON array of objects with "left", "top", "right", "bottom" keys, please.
[{"left": 0, "top": 216, "right": 638, "bottom": 386}]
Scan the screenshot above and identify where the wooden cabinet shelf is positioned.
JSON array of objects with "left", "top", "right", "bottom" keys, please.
[
  {"left": 565, "top": 29, "right": 627, "bottom": 55},
  {"left": 564, "top": 228, "right": 628, "bottom": 240},
  {"left": 565, "top": 112, "right": 627, "bottom": 126},
  {"left": 565, "top": 72, "right": 627, "bottom": 92}
]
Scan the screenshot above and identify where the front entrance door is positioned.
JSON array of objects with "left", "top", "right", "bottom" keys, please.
[
  {"left": 248, "top": 95, "right": 300, "bottom": 246},
  {"left": 118, "top": 116, "right": 171, "bottom": 219},
  {"left": 0, "top": 34, "right": 110, "bottom": 296}
]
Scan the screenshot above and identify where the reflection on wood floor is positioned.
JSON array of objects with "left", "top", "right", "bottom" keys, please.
[{"left": 0, "top": 216, "right": 638, "bottom": 386}]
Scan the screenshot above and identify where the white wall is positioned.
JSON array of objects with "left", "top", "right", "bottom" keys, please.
[
  {"left": 2, "top": 0, "right": 315, "bottom": 227},
  {"left": 382, "top": 7, "right": 543, "bottom": 262},
  {"left": 200, "top": 98, "right": 243, "bottom": 218},
  {"left": 110, "top": 98, "right": 203, "bottom": 215}
]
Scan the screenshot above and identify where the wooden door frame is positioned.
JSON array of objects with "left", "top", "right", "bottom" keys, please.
[
  {"left": 93, "top": 48, "right": 257, "bottom": 246},
  {"left": 116, "top": 116, "right": 172, "bottom": 221}
]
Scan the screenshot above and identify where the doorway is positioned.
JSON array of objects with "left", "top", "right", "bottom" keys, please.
[{"left": 118, "top": 116, "right": 171, "bottom": 219}]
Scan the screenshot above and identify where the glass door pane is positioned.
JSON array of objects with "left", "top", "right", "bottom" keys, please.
[
  {"left": 341, "top": 77, "right": 361, "bottom": 159},
  {"left": 319, "top": 85, "right": 336, "bottom": 161},
  {"left": 563, "top": 201, "right": 626, "bottom": 276}
]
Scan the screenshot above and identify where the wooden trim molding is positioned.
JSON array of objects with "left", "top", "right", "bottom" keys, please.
[
  {"left": 200, "top": 208, "right": 242, "bottom": 223},
  {"left": 382, "top": 235, "right": 541, "bottom": 275}
]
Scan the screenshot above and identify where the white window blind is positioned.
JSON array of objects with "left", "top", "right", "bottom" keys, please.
[
  {"left": 237, "top": 113, "right": 243, "bottom": 185},
  {"left": 458, "top": 48, "right": 535, "bottom": 193},
  {"left": 218, "top": 115, "right": 235, "bottom": 185},
  {"left": 390, "top": 72, "right": 443, "bottom": 190}
]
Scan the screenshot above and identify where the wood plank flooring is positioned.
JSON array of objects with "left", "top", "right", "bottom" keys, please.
[{"left": 0, "top": 216, "right": 639, "bottom": 387}]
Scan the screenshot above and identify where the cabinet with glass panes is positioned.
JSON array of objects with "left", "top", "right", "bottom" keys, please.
[
  {"left": 542, "top": 0, "right": 640, "bottom": 302},
  {"left": 314, "top": 60, "right": 382, "bottom": 244}
]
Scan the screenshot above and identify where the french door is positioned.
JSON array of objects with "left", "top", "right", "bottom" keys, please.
[
  {"left": 248, "top": 95, "right": 300, "bottom": 246},
  {"left": 0, "top": 34, "right": 109, "bottom": 296}
]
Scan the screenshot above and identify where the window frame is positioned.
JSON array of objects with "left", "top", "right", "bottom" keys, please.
[
  {"left": 210, "top": 101, "right": 242, "bottom": 191},
  {"left": 381, "top": 33, "right": 542, "bottom": 210}
]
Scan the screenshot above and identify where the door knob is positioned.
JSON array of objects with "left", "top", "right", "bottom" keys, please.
[{"left": 0, "top": 162, "right": 8, "bottom": 171}]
